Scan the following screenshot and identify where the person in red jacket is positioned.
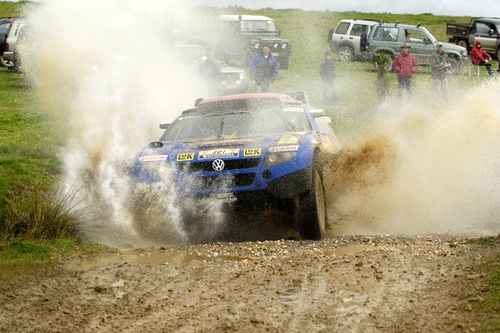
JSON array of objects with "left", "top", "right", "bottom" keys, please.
[
  {"left": 470, "top": 40, "right": 493, "bottom": 76},
  {"left": 392, "top": 43, "right": 418, "bottom": 97}
]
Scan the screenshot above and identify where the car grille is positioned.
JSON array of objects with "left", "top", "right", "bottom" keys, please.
[
  {"left": 179, "top": 158, "right": 261, "bottom": 172},
  {"left": 187, "top": 173, "right": 256, "bottom": 190},
  {"left": 219, "top": 72, "right": 240, "bottom": 80}
]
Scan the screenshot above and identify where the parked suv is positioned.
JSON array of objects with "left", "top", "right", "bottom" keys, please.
[
  {"left": 2, "top": 19, "right": 28, "bottom": 71},
  {"left": 216, "top": 15, "right": 292, "bottom": 69},
  {"left": 328, "top": 19, "right": 377, "bottom": 61},
  {"left": 0, "top": 17, "right": 15, "bottom": 67},
  {"left": 367, "top": 22, "right": 468, "bottom": 72}
]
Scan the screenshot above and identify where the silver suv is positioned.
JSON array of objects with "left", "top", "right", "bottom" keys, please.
[{"left": 329, "top": 19, "right": 377, "bottom": 61}]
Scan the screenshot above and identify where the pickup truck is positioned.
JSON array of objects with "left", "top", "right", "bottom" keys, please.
[{"left": 447, "top": 17, "right": 500, "bottom": 59}]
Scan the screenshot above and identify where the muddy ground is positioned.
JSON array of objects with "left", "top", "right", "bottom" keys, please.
[{"left": 0, "top": 235, "right": 498, "bottom": 333}]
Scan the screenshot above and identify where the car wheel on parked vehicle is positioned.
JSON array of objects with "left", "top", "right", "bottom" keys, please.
[{"left": 338, "top": 45, "right": 354, "bottom": 62}]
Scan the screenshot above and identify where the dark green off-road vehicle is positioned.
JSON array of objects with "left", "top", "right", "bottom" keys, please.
[{"left": 216, "top": 14, "right": 292, "bottom": 69}]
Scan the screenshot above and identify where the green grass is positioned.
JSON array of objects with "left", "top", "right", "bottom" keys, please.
[{"left": 0, "top": 238, "right": 77, "bottom": 280}]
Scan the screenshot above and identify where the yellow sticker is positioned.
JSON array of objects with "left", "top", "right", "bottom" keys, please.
[
  {"left": 244, "top": 148, "right": 262, "bottom": 157},
  {"left": 176, "top": 153, "right": 195, "bottom": 161},
  {"left": 277, "top": 133, "right": 299, "bottom": 145},
  {"left": 198, "top": 148, "right": 240, "bottom": 160}
]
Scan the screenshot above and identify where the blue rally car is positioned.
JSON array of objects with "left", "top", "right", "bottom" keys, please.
[{"left": 131, "top": 93, "right": 342, "bottom": 240}]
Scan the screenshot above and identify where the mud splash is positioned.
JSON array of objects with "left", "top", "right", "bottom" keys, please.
[
  {"left": 20, "top": 0, "right": 224, "bottom": 247},
  {"left": 327, "top": 80, "right": 500, "bottom": 236}
]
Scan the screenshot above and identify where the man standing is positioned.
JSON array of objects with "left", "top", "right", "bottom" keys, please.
[
  {"left": 319, "top": 50, "right": 335, "bottom": 103},
  {"left": 392, "top": 43, "right": 417, "bottom": 97},
  {"left": 249, "top": 44, "right": 278, "bottom": 93},
  {"left": 430, "top": 43, "right": 450, "bottom": 97}
]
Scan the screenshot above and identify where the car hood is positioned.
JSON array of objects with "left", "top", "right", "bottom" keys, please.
[{"left": 438, "top": 41, "right": 466, "bottom": 53}]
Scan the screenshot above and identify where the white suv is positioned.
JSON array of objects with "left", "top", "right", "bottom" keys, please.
[{"left": 328, "top": 19, "right": 377, "bottom": 61}]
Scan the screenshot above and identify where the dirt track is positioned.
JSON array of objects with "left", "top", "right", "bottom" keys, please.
[{"left": 0, "top": 235, "right": 497, "bottom": 332}]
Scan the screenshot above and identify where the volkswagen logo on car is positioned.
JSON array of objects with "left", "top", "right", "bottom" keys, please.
[{"left": 212, "top": 159, "right": 225, "bottom": 171}]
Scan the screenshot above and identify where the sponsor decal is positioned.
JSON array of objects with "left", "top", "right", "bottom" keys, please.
[
  {"left": 243, "top": 148, "right": 262, "bottom": 157},
  {"left": 176, "top": 153, "right": 195, "bottom": 161},
  {"left": 269, "top": 145, "right": 300, "bottom": 153},
  {"left": 139, "top": 155, "right": 168, "bottom": 162},
  {"left": 277, "top": 133, "right": 300, "bottom": 144},
  {"left": 198, "top": 148, "right": 240, "bottom": 160}
]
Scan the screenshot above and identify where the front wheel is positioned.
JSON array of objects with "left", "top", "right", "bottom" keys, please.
[{"left": 296, "top": 168, "right": 326, "bottom": 240}]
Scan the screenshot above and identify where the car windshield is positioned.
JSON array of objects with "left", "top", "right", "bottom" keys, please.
[
  {"left": 161, "top": 111, "right": 290, "bottom": 142},
  {"left": 240, "top": 20, "right": 276, "bottom": 33}
]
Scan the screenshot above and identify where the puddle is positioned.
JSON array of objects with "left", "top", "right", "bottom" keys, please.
[{"left": 65, "top": 250, "right": 251, "bottom": 271}]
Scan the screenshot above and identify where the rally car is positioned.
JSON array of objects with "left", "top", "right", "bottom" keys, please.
[{"left": 131, "top": 93, "right": 341, "bottom": 240}]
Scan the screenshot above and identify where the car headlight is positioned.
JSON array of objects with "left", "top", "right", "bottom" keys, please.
[
  {"left": 239, "top": 72, "right": 246, "bottom": 80},
  {"left": 254, "top": 42, "right": 260, "bottom": 49},
  {"left": 273, "top": 43, "right": 279, "bottom": 49},
  {"left": 282, "top": 43, "right": 288, "bottom": 49},
  {"left": 461, "top": 49, "right": 468, "bottom": 56},
  {"left": 265, "top": 152, "right": 297, "bottom": 167}
]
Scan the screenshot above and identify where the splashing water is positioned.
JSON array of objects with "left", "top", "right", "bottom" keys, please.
[
  {"left": 20, "top": 0, "right": 225, "bottom": 247},
  {"left": 19, "top": 0, "right": 500, "bottom": 245},
  {"left": 328, "top": 80, "right": 500, "bottom": 236}
]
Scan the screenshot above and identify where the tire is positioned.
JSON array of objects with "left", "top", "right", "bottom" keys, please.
[
  {"left": 296, "top": 167, "right": 326, "bottom": 240},
  {"left": 372, "top": 51, "right": 394, "bottom": 72},
  {"left": 496, "top": 47, "right": 500, "bottom": 61},
  {"left": 338, "top": 45, "right": 354, "bottom": 62}
]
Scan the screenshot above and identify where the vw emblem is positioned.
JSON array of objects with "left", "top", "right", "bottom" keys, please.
[{"left": 212, "top": 159, "right": 225, "bottom": 171}]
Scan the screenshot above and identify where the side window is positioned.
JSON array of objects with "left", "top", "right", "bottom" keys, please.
[
  {"left": 373, "top": 27, "right": 399, "bottom": 41},
  {"left": 405, "top": 29, "right": 429, "bottom": 44},
  {"left": 0, "top": 23, "right": 10, "bottom": 35},
  {"left": 334, "top": 22, "right": 350, "bottom": 35},
  {"left": 350, "top": 24, "right": 368, "bottom": 37},
  {"left": 475, "top": 22, "right": 491, "bottom": 35}
]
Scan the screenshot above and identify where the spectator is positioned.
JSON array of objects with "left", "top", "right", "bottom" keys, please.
[
  {"left": 470, "top": 40, "right": 493, "bottom": 76},
  {"left": 372, "top": 52, "right": 390, "bottom": 102},
  {"left": 319, "top": 50, "right": 335, "bottom": 103},
  {"left": 249, "top": 45, "right": 278, "bottom": 93},
  {"left": 430, "top": 43, "right": 450, "bottom": 97},
  {"left": 392, "top": 43, "right": 417, "bottom": 97}
]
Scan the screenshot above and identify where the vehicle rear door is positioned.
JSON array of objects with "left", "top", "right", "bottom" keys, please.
[
  {"left": 470, "top": 21, "right": 498, "bottom": 53},
  {"left": 349, "top": 23, "right": 370, "bottom": 54},
  {"left": 331, "top": 21, "right": 351, "bottom": 49}
]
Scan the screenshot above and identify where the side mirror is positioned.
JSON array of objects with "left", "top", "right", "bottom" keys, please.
[
  {"left": 148, "top": 141, "right": 164, "bottom": 149},
  {"left": 159, "top": 121, "right": 172, "bottom": 129}
]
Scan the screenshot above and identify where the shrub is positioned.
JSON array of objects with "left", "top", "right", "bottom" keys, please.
[{"left": 1, "top": 184, "right": 84, "bottom": 240}]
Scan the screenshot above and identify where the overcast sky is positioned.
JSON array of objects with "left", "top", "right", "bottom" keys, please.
[
  {"left": 2, "top": 0, "right": 500, "bottom": 17},
  {"left": 192, "top": 0, "right": 500, "bottom": 17}
]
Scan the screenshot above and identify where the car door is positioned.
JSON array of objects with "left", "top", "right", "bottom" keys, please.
[
  {"left": 470, "top": 21, "right": 497, "bottom": 53},
  {"left": 405, "top": 28, "right": 433, "bottom": 65},
  {"left": 331, "top": 21, "right": 351, "bottom": 49},
  {"left": 349, "top": 23, "right": 370, "bottom": 54}
]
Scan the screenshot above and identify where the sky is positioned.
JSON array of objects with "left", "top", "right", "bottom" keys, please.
[
  {"left": 2, "top": 0, "right": 500, "bottom": 17},
  {"left": 191, "top": 0, "right": 500, "bottom": 17}
]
